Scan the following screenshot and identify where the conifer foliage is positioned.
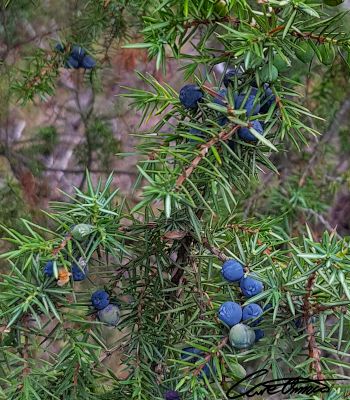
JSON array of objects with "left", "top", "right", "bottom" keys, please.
[{"left": 1, "top": 1, "right": 350, "bottom": 399}]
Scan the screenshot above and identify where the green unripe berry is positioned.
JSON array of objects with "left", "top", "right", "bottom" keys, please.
[
  {"left": 323, "top": 0, "right": 344, "bottom": 6},
  {"left": 273, "top": 54, "right": 290, "bottom": 72},
  {"left": 229, "top": 323, "right": 256, "bottom": 349},
  {"left": 295, "top": 41, "right": 315, "bottom": 64},
  {"left": 260, "top": 64, "right": 278, "bottom": 83},
  {"left": 71, "top": 224, "right": 94, "bottom": 241},
  {"left": 317, "top": 43, "right": 336, "bottom": 66},
  {"left": 214, "top": 0, "right": 229, "bottom": 16}
]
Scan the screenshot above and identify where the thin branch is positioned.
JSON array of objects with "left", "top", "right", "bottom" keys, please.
[
  {"left": 303, "top": 272, "right": 325, "bottom": 380},
  {"left": 52, "top": 234, "right": 72, "bottom": 257},
  {"left": 201, "top": 237, "right": 229, "bottom": 262},
  {"left": 193, "top": 336, "right": 229, "bottom": 377},
  {"left": 175, "top": 125, "right": 239, "bottom": 188}
]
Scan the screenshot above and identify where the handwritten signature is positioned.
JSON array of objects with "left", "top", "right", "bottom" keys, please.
[{"left": 226, "top": 369, "right": 339, "bottom": 399}]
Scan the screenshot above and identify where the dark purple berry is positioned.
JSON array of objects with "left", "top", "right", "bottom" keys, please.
[
  {"left": 71, "top": 263, "right": 87, "bottom": 281},
  {"left": 238, "top": 120, "right": 263, "bottom": 142},
  {"left": 179, "top": 84, "right": 203, "bottom": 109},
  {"left": 44, "top": 261, "right": 54, "bottom": 277},
  {"left": 164, "top": 390, "right": 181, "bottom": 400},
  {"left": 80, "top": 55, "right": 96, "bottom": 69}
]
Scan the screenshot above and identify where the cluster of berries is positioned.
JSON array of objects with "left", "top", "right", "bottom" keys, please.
[
  {"left": 91, "top": 290, "right": 120, "bottom": 327},
  {"left": 44, "top": 259, "right": 87, "bottom": 286},
  {"left": 179, "top": 68, "right": 276, "bottom": 144},
  {"left": 164, "top": 259, "right": 265, "bottom": 398},
  {"left": 43, "top": 224, "right": 94, "bottom": 285},
  {"left": 55, "top": 44, "right": 96, "bottom": 69},
  {"left": 218, "top": 259, "right": 265, "bottom": 349},
  {"left": 43, "top": 224, "right": 119, "bottom": 326}
]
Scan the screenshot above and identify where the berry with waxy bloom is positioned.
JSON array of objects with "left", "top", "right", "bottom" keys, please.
[
  {"left": 65, "top": 56, "right": 79, "bottom": 69},
  {"left": 218, "top": 301, "right": 242, "bottom": 327},
  {"left": 91, "top": 290, "right": 110, "bottom": 310},
  {"left": 223, "top": 67, "right": 242, "bottom": 87},
  {"left": 229, "top": 323, "right": 256, "bottom": 349},
  {"left": 189, "top": 127, "right": 205, "bottom": 138},
  {"left": 242, "top": 303, "right": 263, "bottom": 325},
  {"left": 97, "top": 304, "right": 120, "bottom": 326},
  {"left": 55, "top": 43, "right": 64, "bottom": 53},
  {"left": 213, "top": 88, "right": 227, "bottom": 106},
  {"left": 71, "top": 45, "right": 85, "bottom": 62},
  {"left": 240, "top": 276, "right": 264, "bottom": 298},
  {"left": 81, "top": 55, "right": 96, "bottom": 69},
  {"left": 221, "top": 259, "right": 244, "bottom": 282},
  {"left": 260, "top": 84, "right": 275, "bottom": 114},
  {"left": 71, "top": 223, "right": 94, "bottom": 241}
]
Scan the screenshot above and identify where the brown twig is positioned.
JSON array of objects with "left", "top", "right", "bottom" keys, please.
[
  {"left": 73, "top": 363, "right": 80, "bottom": 386},
  {"left": 312, "top": 304, "right": 347, "bottom": 314},
  {"left": 175, "top": 126, "right": 240, "bottom": 188},
  {"left": 52, "top": 234, "right": 72, "bottom": 257},
  {"left": 201, "top": 237, "right": 229, "bottom": 262},
  {"left": 226, "top": 223, "right": 260, "bottom": 235},
  {"left": 269, "top": 24, "right": 332, "bottom": 44},
  {"left": 193, "top": 336, "right": 229, "bottom": 377},
  {"left": 303, "top": 272, "right": 325, "bottom": 380}
]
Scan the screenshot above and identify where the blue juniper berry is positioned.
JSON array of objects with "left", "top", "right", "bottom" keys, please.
[
  {"left": 218, "top": 301, "right": 242, "bottom": 327},
  {"left": 213, "top": 88, "right": 227, "bottom": 106},
  {"left": 80, "top": 55, "right": 96, "bottom": 69},
  {"left": 91, "top": 290, "right": 110, "bottom": 310},
  {"left": 221, "top": 259, "right": 244, "bottom": 282},
  {"left": 235, "top": 92, "right": 260, "bottom": 116},
  {"left": 260, "top": 84, "right": 276, "bottom": 114},
  {"left": 71, "top": 262, "right": 87, "bottom": 281},
  {"left": 189, "top": 127, "right": 205, "bottom": 138},
  {"left": 254, "top": 328, "right": 265, "bottom": 342},
  {"left": 65, "top": 56, "right": 79, "bottom": 69},
  {"left": 240, "top": 276, "right": 264, "bottom": 298},
  {"left": 242, "top": 303, "right": 263, "bottom": 325},
  {"left": 71, "top": 45, "right": 85, "bottom": 62},
  {"left": 238, "top": 120, "right": 263, "bottom": 142},
  {"left": 218, "top": 116, "right": 229, "bottom": 126},
  {"left": 223, "top": 67, "right": 242, "bottom": 87},
  {"left": 64, "top": 45, "right": 96, "bottom": 69},
  {"left": 55, "top": 43, "right": 64, "bottom": 53},
  {"left": 43, "top": 260, "right": 54, "bottom": 277},
  {"left": 179, "top": 84, "right": 203, "bottom": 109}
]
